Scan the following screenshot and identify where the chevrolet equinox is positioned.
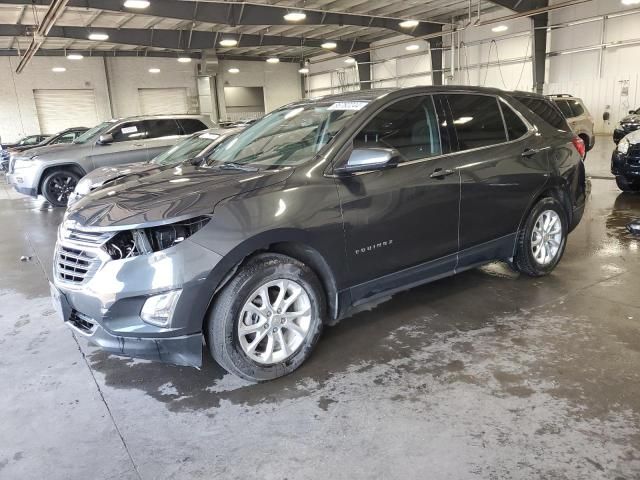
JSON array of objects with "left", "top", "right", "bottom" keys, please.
[{"left": 51, "top": 87, "right": 586, "bottom": 382}]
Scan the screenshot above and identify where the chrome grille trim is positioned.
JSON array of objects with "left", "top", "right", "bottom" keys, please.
[{"left": 55, "top": 222, "right": 114, "bottom": 285}]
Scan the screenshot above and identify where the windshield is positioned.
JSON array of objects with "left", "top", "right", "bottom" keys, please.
[
  {"left": 73, "top": 121, "right": 116, "bottom": 144},
  {"left": 206, "top": 103, "right": 364, "bottom": 169},
  {"left": 151, "top": 132, "right": 221, "bottom": 166}
]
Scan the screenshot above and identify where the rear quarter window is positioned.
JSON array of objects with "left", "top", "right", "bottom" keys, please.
[
  {"left": 554, "top": 100, "right": 574, "bottom": 118},
  {"left": 514, "top": 96, "right": 570, "bottom": 131},
  {"left": 568, "top": 100, "right": 585, "bottom": 116}
]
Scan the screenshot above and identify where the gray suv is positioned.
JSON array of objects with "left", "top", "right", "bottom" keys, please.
[
  {"left": 51, "top": 87, "right": 586, "bottom": 382},
  {"left": 548, "top": 94, "right": 595, "bottom": 152},
  {"left": 6, "top": 115, "right": 213, "bottom": 206}
]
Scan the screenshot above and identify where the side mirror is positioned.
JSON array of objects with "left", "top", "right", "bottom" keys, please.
[
  {"left": 188, "top": 155, "right": 205, "bottom": 166},
  {"left": 630, "top": 110, "right": 636, "bottom": 115},
  {"left": 98, "top": 133, "right": 114, "bottom": 145},
  {"left": 334, "top": 148, "right": 400, "bottom": 175}
]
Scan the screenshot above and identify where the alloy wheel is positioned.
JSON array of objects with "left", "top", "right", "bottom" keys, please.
[
  {"left": 531, "top": 210, "right": 563, "bottom": 266},
  {"left": 237, "top": 279, "right": 312, "bottom": 365},
  {"left": 46, "top": 173, "right": 77, "bottom": 204}
]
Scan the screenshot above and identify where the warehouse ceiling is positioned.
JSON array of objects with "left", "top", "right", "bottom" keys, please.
[{"left": 0, "top": 0, "right": 513, "bottom": 61}]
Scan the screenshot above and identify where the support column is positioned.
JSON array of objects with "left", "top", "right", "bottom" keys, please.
[
  {"left": 532, "top": 13, "right": 548, "bottom": 94},
  {"left": 355, "top": 52, "right": 371, "bottom": 90},
  {"left": 429, "top": 37, "right": 443, "bottom": 86}
]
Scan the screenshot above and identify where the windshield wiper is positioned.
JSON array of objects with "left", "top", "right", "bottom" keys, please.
[{"left": 214, "top": 162, "right": 259, "bottom": 172}]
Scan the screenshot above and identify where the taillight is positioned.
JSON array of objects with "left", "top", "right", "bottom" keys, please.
[{"left": 572, "top": 136, "right": 585, "bottom": 158}]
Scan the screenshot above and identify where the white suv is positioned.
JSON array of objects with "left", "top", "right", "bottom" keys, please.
[{"left": 548, "top": 94, "right": 595, "bottom": 152}]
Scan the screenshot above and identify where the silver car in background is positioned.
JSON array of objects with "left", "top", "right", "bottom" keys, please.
[
  {"left": 6, "top": 115, "right": 213, "bottom": 206},
  {"left": 69, "top": 127, "right": 242, "bottom": 206},
  {"left": 548, "top": 94, "right": 595, "bottom": 152}
]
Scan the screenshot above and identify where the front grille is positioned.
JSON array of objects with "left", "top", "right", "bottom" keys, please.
[
  {"left": 68, "top": 310, "right": 95, "bottom": 332},
  {"left": 64, "top": 229, "right": 113, "bottom": 247},
  {"left": 55, "top": 245, "right": 99, "bottom": 284}
]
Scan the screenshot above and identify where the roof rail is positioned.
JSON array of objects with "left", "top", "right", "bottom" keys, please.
[{"left": 549, "top": 93, "right": 574, "bottom": 98}]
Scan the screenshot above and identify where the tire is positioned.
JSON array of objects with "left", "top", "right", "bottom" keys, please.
[
  {"left": 513, "top": 196, "right": 568, "bottom": 277},
  {"left": 207, "top": 253, "right": 325, "bottom": 382},
  {"left": 615, "top": 176, "right": 640, "bottom": 193},
  {"left": 41, "top": 169, "right": 81, "bottom": 207}
]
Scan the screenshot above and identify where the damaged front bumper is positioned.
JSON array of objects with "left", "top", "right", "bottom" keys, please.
[{"left": 51, "top": 224, "right": 223, "bottom": 367}]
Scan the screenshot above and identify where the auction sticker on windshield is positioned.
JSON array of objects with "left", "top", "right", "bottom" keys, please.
[{"left": 327, "top": 101, "right": 368, "bottom": 111}]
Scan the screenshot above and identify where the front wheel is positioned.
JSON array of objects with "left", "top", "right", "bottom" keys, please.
[
  {"left": 513, "top": 197, "right": 568, "bottom": 277},
  {"left": 207, "top": 253, "right": 325, "bottom": 382},
  {"left": 41, "top": 169, "right": 80, "bottom": 207},
  {"left": 615, "top": 176, "right": 640, "bottom": 192}
]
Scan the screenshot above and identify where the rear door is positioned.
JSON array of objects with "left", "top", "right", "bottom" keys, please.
[
  {"left": 440, "top": 93, "right": 549, "bottom": 262},
  {"left": 142, "top": 118, "right": 183, "bottom": 159}
]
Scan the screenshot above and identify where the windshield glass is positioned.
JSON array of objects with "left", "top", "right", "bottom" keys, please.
[
  {"left": 151, "top": 132, "right": 221, "bottom": 166},
  {"left": 206, "top": 103, "right": 365, "bottom": 168},
  {"left": 73, "top": 121, "right": 116, "bottom": 144}
]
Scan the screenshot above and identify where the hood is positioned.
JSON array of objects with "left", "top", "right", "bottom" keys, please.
[
  {"left": 15, "top": 142, "right": 82, "bottom": 159},
  {"left": 82, "top": 162, "right": 160, "bottom": 190},
  {"left": 621, "top": 113, "right": 640, "bottom": 124},
  {"left": 66, "top": 164, "right": 293, "bottom": 229}
]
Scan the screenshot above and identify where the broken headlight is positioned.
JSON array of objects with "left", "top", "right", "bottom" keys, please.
[{"left": 104, "top": 216, "right": 211, "bottom": 260}]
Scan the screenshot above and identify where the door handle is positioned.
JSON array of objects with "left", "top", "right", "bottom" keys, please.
[
  {"left": 430, "top": 168, "right": 456, "bottom": 179},
  {"left": 521, "top": 148, "right": 540, "bottom": 157}
]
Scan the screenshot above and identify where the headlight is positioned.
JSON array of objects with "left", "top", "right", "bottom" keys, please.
[
  {"left": 618, "top": 138, "right": 630, "bottom": 155},
  {"left": 104, "top": 216, "right": 211, "bottom": 260},
  {"left": 74, "top": 177, "right": 93, "bottom": 196}
]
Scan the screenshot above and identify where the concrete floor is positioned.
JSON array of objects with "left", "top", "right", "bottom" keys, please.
[{"left": 1, "top": 135, "right": 639, "bottom": 480}]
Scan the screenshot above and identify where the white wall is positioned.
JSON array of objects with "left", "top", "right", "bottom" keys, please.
[
  {"left": 0, "top": 56, "right": 111, "bottom": 142},
  {"left": 216, "top": 60, "right": 302, "bottom": 120},
  {"left": 105, "top": 57, "right": 198, "bottom": 117}
]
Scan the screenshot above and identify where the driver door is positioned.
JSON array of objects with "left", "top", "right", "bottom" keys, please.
[{"left": 334, "top": 95, "right": 462, "bottom": 298}]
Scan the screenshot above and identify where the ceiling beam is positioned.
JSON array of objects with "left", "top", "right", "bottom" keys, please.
[
  {"left": 487, "top": 0, "right": 548, "bottom": 12},
  {"left": 0, "top": 48, "right": 203, "bottom": 58},
  {"left": 0, "top": 24, "right": 368, "bottom": 54},
  {"left": 0, "top": 0, "right": 446, "bottom": 36}
]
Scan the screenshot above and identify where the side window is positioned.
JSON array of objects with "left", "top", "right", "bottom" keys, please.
[
  {"left": 515, "top": 97, "right": 569, "bottom": 130},
  {"left": 446, "top": 94, "right": 507, "bottom": 150},
  {"left": 111, "top": 122, "right": 147, "bottom": 142},
  {"left": 144, "top": 119, "right": 181, "bottom": 139},
  {"left": 568, "top": 100, "right": 584, "bottom": 116},
  {"left": 178, "top": 119, "right": 208, "bottom": 135},
  {"left": 500, "top": 103, "right": 528, "bottom": 141},
  {"left": 353, "top": 96, "right": 442, "bottom": 163},
  {"left": 53, "top": 132, "right": 76, "bottom": 144},
  {"left": 554, "top": 100, "right": 574, "bottom": 118}
]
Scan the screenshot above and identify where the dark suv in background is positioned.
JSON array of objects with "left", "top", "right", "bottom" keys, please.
[
  {"left": 613, "top": 108, "right": 640, "bottom": 144},
  {"left": 52, "top": 86, "right": 586, "bottom": 382}
]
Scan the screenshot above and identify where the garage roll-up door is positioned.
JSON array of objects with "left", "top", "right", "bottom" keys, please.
[
  {"left": 139, "top": 88, "right": 189, "bottom": 115},
  {"left": 34, "top": 89, "right": 99, "bottom": 135}
]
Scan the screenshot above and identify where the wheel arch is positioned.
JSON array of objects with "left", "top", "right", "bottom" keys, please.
[
  {"left": 38, "top": 163, "right": 87, "bottom": 195},
  {"left": 200, "top": 230, "right": 341, "bottom": 332}
]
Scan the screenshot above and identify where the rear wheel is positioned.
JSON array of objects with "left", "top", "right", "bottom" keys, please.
[
  {"left": 207, "top": 253, "right": 325, "bottom": 382},
  {"left": 615, "top": 176, "right": 640, "bottom": 192},
  {"left": 41, "top": 169, "right": 80, "bottom": 207},
  {"left": 513, "top": 197, "right": 568, "bottom": 277}
]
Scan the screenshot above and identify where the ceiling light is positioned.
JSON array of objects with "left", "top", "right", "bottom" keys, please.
[
  {"left": 266, "top": 57, "right": 280, "bottom": 63},
  {"left": 88, "top": 32, "right": 109, "bottom": 41},
  {"left": 148, "top": 67, "right": 160, "bottom": 73},
  {"left": 345, "top": 58, "right": 356, "bottom": 64},
  {"left": 622, "top": 0, "right": 640, "bottom": 4},
  {"left": 228, "top": 67, "right": 240, "bottom": 74},
  {"left": 66, "top": 53, "right": 83, "bottom": 60},
  {"left": 406, "top": 44, "right": 420, "bottom": 51},
  {"left": 177, "top": 56, "right": 192, "bottom": 63},
  {"left": 491, "top": 25, "right": 509, "bottom": 33},
  {"left": 123, "top": 0, "right": 150, "bottom": 8},
  {"left": 52, "top": 67, "right": 66, "bottom": 72},
  {"left": 284, "top": 11, "right": 306, "bottom": 22},
  {"left": 298, "top": 67, "right": 309, "bottom": 74},
  {"left": 219, "top": 38, "right": 238, "bottom": 47},
  {"left": 399, "top": 20, "right": 419, "bottom": 28},
  {"left": 321, "top": 41, "right": 337, "bottom": 49}
]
